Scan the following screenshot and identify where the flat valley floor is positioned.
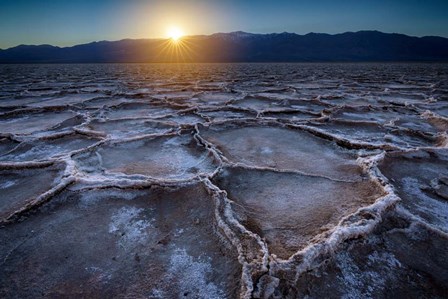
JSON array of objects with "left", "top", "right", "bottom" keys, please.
[{"left": 0, "top": 63, "right": 447, "bottom": 298}]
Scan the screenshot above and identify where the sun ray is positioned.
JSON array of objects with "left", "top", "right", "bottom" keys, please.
[{"left": 155, "top": 28, "right": 196, "bottom": 62}]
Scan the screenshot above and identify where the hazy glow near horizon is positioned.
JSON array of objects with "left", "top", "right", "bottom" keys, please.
[
  {"left": 167, "top": 27, "right": 184, "bottom": 41},
  {"left": 0, "top": 0, "right": 447, "bottom": 49}
]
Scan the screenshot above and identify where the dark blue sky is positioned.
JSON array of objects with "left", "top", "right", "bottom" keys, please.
[{"left": 1, "top": 0, "right": 447, "bottom": 49}]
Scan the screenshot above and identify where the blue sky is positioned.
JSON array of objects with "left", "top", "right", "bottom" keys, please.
[{"left": 1, "top": 0, "right": 447, "bottom": 49}]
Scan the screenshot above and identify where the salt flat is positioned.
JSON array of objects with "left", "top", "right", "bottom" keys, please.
[{"left": 0, "top": 63, "right": 447, "bottom": 298}]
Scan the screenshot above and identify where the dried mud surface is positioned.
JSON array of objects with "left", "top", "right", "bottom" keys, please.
[{"left": 0, "top": 63, "right": 447, "bottom": 298}]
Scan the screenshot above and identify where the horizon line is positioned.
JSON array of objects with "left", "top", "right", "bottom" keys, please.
[{"left": 1, "top": 29, "right": 447, "bottom": 51}]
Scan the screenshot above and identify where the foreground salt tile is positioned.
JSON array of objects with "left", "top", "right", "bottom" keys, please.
[
  {"left": 231, "top": 96, "right": 283, "bottom": 112},
  {"left": 198, "top": 108, "right": 255, "bottom": 122},
  {"left": 0, "top": 162, "right": 65, "bottom": 220},
  {"left": 0, "top": 133, "right": 100, "bottom": 162},
  {"left": 99, "top": 102, "right": 175, "bottom": 120},
  {"left": 200, "top": 124, "right": 363, "bottom": 181},
  {"left": 82, "top": 118, "right": 175, "bottom": 139},
  {"left": 80, "top": 96, "right": 133, "bottom": 108},
  {"left": 0, "top": 110, "right": 78, "bottom": 135},
  {"left": 26, "top": 93, "right": 101, "bottom": 108},
  {"left": 261, "top": 110, "right": 318, "bottom": 121},
  {"left": 291, "top": 210, "right": 448, "bottom": 298},
  {"left": 330, "top": 105, "right": 446, "bottom": 134},
  {"left": 214, "top": 167, "right": 384, "bottom": 259},
  {"left": 74, "top": 134, "right": 218, "bottom": 180},
  {"left": 307, "top": 119, "right": 437, "bottom": 149},
  {"left": 378, "top": 149, "right": 448, "bottom": 231},
  {"left": 0, "top": 184, "right": 241, "bottom": 298}
]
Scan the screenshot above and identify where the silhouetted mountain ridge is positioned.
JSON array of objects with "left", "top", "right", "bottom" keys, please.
[{"left": 1, "top": 30, "right": 447, "bottom": 63}]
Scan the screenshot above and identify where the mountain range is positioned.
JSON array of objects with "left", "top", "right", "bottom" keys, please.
[{"left": 1, "top": 30, "right": 447, "bottom": 63}]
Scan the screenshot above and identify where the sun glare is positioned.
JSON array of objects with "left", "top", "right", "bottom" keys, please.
[
  {"left": 159, "top": 25, "right": 193, "bottom": 62},
  {"left": 167, "top": 27, "right": 184, "bottom": 41}
]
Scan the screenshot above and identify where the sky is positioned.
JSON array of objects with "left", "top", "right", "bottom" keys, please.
[{"left": 1, "top": 0, "right": 447, "bottom": 49}]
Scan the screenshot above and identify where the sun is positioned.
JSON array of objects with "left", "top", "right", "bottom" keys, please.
[
  {"left": 159, "top": 26, "right": 194, "bottom": 62},
  {"left": 167, "top": 27, "right": 184, "bottom": 42}
]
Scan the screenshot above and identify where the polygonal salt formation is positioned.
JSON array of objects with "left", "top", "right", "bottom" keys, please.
[
  {"left": 0, "top": 110, "right": 78, "bottom": 135},
  {"left": 98, "top": 102, "right": 175, "bottom": 120},
  {"left": 74, "top": 133, "right": 218, "bottom": 180},
  {"left": 306, "top": 119, "right": 437, "bottom": 149},
  {"left": 214, "top": 167, "right": 384, "bottom": 259},
  {"left": 200, "top": 124, "right": 363, "bottom": 181},
  {"left": 0, "top": 184, "right": 241, "bottom": 298},
  {"left": 82, "top": 119, "right": 175, "bottom": 139},
  {"left": 291, "top": 210, "right": 448, "bottom": 298},
  {"left": 0, "top": 162, "right": 66, "bottom": 221},
  {"left": 0, "top": 133, "right": 101, "bottom": 162},
  {"left": 378, "top": 149, "right": 448, "bottom": 231}
]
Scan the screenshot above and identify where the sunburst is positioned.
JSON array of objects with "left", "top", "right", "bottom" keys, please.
[{"left": 155, "top": 26, "right": 195, "bottom": 62}]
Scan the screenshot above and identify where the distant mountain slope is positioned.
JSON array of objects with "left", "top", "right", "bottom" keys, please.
[{"left": 1, "top": 30, "right": 447, "bottom": 63}]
